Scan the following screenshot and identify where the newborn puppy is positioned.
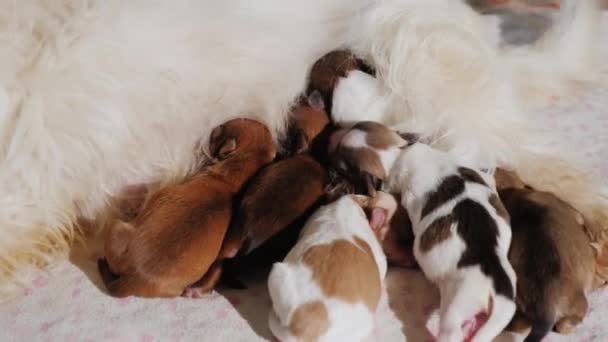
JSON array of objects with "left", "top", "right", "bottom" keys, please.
[
  {"left": 330, "top": 121, "right": 516, "bottom": 342},
  {"left": 495, "top": 168, "right": 596, "bottom": 341},
  {"left": 267, "top": 192, "right": 397, "bottom": 342},
  {"left": 307, "top": 50, "right": 374, "bottom": 113},
  {"left": 97, "top": 118, "right": 276, "bottom": 298},
  {"left": 220, "top": 92, "right": 353, "bottom": 286}
]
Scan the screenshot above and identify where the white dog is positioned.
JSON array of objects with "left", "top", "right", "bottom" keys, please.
[
  {"left": 331, "top": 122, "right": 516, "bottom": 342},
  {"left": 268, "top": 192, "right": 397, "bottom": 342}
]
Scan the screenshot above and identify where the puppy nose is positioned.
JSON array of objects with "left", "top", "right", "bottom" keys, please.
[{"left": 328, "top": 128, "right": 349, "bottom": 154}]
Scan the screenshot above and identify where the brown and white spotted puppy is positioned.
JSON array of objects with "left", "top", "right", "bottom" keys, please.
[
  {"left": 495, "top": 168, "right": 598, "bottom": 342},
  {"left": 267, "top": 192, "right": 397, "bottom": 342},
  {"left": 97, "top": 118, "right": 276, "bottom": 298},
  {"left": 329, "top": 121, "right": 517, "bottom": 342}
]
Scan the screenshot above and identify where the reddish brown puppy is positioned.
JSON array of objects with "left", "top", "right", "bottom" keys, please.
[
  {"left": 97, "top": 118, "right": 276, "bottom": 298},
  {"left": 219, "top": 92, "right": 353, "bottom": 284}
]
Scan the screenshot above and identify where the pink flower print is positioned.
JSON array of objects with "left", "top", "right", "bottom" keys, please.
[
  {"left": 33, "top": 275, "right": 49, "bottom": 288},
  {"left": 117, "top": 297, "right": 131, "bottom": 307},
  {"left": 141, "top": 334, "right": 154, "bottom": 342}
]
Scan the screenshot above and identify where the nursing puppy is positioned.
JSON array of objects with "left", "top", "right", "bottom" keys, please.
[
  {"left": 219, "top": 93, "right": 332, "bottom": 276},
  {"left": 267, "top": 192, "right": 397, "bottom": 342},
  {"left": 97, "top": 118, "right": 276, "bottom": 298},
  {"left": 330, "top": 121, "right": 516, "bottom": 342},
  {"left": 495, "top": 168, "right": 597, "bottom": 341},
  {"left": 221, "top": 92, "right": 357, "bottom": 288}
]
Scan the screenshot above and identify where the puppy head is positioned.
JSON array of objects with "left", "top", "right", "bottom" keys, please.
[
  {"left": 285, "top": 91, "right": 330, "bottom": 155},
  {"left": 494, "top": 168, "right": 528, "bottom": 191},
  {"left": 328, "top": 121, "right": 418, "bottom": 196},
  {"left": 209, "top": 118, "right": 276, "bottom": 162},
  {"left": 350, "top": 191, "right": 399, "bottom": 241}
]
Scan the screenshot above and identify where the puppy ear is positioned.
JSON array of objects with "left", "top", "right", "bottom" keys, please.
[
  {"left": 307, "top": 90, "right": 325, "bottom": 111},
  {"left": 396, "top": 132, "right": 419, "bottom": 147},
  {"left": 218, "top": 138, "right": 237, "bottom": 159}
]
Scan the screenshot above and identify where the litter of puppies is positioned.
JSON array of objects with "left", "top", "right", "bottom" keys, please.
[{"left": 95, "top": 47, "right": 606, "bottom": 341}]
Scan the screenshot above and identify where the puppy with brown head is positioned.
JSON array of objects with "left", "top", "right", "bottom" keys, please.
[
  {"left": 496, "top": 168, "right": 597, "bottom": 341},
  {"left": 97, "top": 118, "right": 275, "bottom": 298}
]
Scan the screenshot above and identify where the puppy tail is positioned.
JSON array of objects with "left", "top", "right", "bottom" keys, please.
[
  {"left": 504, "top": 0, "right": 603, "bottom": 104},
  {"left": 471, "top": 295, "right": 516, "bottom": 342},
  {"left": 524, "top": 319, "right": 554, "bottom": 342}
]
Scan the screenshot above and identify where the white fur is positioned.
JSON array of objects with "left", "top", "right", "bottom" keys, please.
[
  {"left": 0, "top": 0, "right": 373, "bottom": 294},
  {"left": 267, "top": 195, "right": 387, "bottom": 342},
  {"left": 332, "top": 70, "right": 389, "bottom": 126},
  {"left": 386, "top": 143, "right": 516, "bottom": 342}
]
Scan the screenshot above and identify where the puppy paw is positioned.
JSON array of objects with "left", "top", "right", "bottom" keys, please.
[{"left": 182, "top": 287, "right": 211, "bottom": 299}]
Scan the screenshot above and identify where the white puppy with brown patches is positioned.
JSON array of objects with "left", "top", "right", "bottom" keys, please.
[
  {"left": 267, "top": 192, "right": 397, "bottom": 342},
  {"left": 330, "top": 121, "right": 517, "bottom": 342}
]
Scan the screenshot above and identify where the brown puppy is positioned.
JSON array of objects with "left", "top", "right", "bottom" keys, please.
[
  {"left": 307, "top": 50, "right": 374, "bottom": 112},
  {"left": 219, "top": 93, "right": 354, "bottom": 286},
  {"left": 496, "top": 168, "right": 596, "bottom": 341},
  {"left": 97, "top": 118, "right": 276, "bottom": 298}
]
